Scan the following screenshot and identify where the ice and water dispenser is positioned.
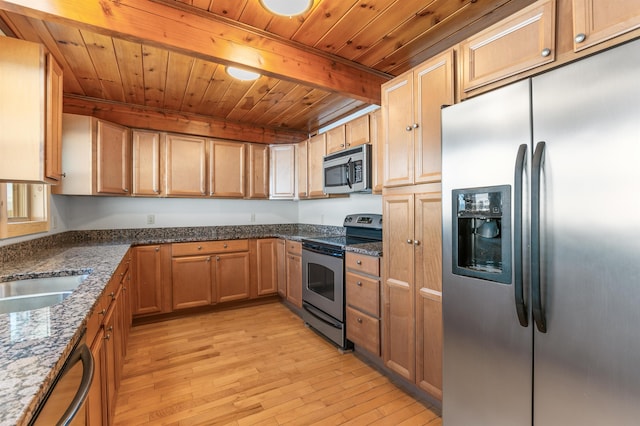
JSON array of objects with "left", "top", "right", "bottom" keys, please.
[{"left": 452, "top": 185, "right": 512, "bottom": 284}]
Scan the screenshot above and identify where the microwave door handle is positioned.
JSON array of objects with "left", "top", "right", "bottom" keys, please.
[{"left": 346, "top": 158, "right": 353, "bottom": 188}]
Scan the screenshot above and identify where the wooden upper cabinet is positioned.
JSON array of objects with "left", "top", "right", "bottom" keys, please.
[
  {"left": 269, "top": 144, "right": 296, "bottom": 199},
  {"left": 307, "top": 133, "right": 327, "bottom": 198},
  {"left": 346, "top": 114, "right": 370, "bottom": 149},
  {"left": 45, "top": 53, "right": 63, "bottom": 183},
  {"left": 55, "top": 114, "right": 131, "bottom": 195},
  {"left": 326, "top": 125, "right": 346, "bottom": 154},
  {"left": 96, "top": 120, "right": 131, "bottom": 195},
  {"left": 296, "top": 140, "right": 309, "bottom": 199},
  {"left": 460, "top": 0, "right": 556, "bottom": 94},
  {"left": 209, "top": 140, "right": 245, "bottom": 198},
  {"left": 0, "top": 38, "right": 62, "bottom": 183},
  {"left": 572, "top": 0, "right": 640, "bottom": 51},
  {"left": 382, "top": 49, "right": 454, "bottom": 188},
  {"left": 163, "top": 133, "right": 207, "bottom": 197},
  {"left": 370, "top": 109, "right": 384, "bottom": 194},
  {"left": 132, "top": 130, "right": 161, "bottom": 196},
  {"left": 247, "top": 144, "right": 269, "bottom": 199}
]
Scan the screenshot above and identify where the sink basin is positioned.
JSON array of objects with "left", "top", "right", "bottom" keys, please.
[{"left": 0, "top": 275, "right": 88, "bottom": 314}]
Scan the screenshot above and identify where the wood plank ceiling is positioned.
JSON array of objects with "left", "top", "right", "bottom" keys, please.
[{"left": 0, "top": 0, "right": 534, "bottom": 144}]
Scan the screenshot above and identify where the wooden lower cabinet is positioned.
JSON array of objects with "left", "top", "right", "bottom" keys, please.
[
  {"left": 345, "top": 252, "right": 381, "bottom": 356},
  {"left": 215, "top": 251, "right": 251, "bottom": 303},
  {"left": 84, "top": 252, "right": 132, "bottom": 425},
  {"left": 172, "top": 255, "right": 214, "bottom": 309},
  {"left": 383, "top": 184, "right": 443, "bottom": 400},
  {"left": 276, "top": 239, "right": 287, "bottom": 297},
  {"left": 285, "top": 241, "right": 302, "bottom": 308},
  {"left": 251, "top": 238, "right": 279, "bottom": 297},
  {"left": 132, "top": 245, "right": 171, "bottom": 317},
  {"left": 170, "top": 240, "right": 251, "bottom": 309}
]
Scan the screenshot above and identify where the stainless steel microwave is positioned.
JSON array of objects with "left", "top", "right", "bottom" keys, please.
[{"left": 322, "top": 144, "right": 372, "bottom": 194}]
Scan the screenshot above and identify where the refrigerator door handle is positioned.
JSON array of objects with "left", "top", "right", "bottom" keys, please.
[
  {"left": 514, "top": 143, "right": 529, "bottom": 327},
  {"left": 531, "top": 141, "right": 547, "bottom": 333}
]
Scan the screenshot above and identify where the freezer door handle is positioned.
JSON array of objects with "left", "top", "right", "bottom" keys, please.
[
  {"left": 532, "top": 141, "right": 547, "bottom": 333},
  {"left": 514, "top": 143, "right": 529, "bottom": 327}
]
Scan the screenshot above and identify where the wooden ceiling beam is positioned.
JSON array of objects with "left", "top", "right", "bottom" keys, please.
[
  {"left": 63, "top": 95, "right": 308, "bottom": 144},
  {"left": 0, "top": 0, "right": 389, "bottom": 104}
]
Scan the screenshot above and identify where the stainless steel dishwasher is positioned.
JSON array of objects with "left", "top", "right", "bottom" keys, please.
[{"left": 29, "top": 328, "right": 94, "bottom": 426}]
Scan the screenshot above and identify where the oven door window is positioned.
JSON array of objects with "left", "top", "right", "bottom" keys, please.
[{"left": 308, "top": 262, "right": 336, "bottom": 301}]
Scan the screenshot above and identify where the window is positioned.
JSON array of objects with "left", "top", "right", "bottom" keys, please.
[{"left": 0, "top": 182, "right": 49, "bottom": 239}]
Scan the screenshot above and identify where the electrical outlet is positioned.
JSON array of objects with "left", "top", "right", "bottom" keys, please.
[
  {"left": 146, "top": 214, "right": 155, "bottom": 225},
  {"left": 250, "top": 212, "right": 256, "bottom": 223}
]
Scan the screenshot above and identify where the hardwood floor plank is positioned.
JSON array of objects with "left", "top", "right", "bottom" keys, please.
[{"left": 115, "top": 302, "right": 440, "bottom": 425}]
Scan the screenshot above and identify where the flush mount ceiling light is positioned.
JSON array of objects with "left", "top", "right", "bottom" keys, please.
[
  {"left": 259, "top": 0, "right": 313, "bottom": 17},
  {"left": 226, "top": 66, "right": 261, "bottom": 81}
]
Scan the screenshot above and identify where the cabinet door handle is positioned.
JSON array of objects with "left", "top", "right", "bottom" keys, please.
[
  {"left": 107, "top": 326, "right": 113, "bottom": 332},
  {"left": 197, "top": 246, "right": 202, "bottom": 250},
  {"left": 405, "top": 125, "right": 413, "bottom": 132},
  {"left": 575, "top": 33, "right": 586, "bottom": 43},
  {"left": 357, "top": 318, "right": 363, "bottom": 324},
  {"left": 104, "top": 334, "right": 111, "bottom": 341},
  {"left": 356, "top": 281, "right": 362, "bottom": 287},
  {"left": 123, "top": 188, "right": 129, "bottom": 193},
  {"left": 356, "top": 260, "right": 362, "bottom": 265},
  {"left": 541, "top": 48, "right": 551, "bottom": 57},
  {"left": 155, "top": 247, "right": 160, "bottom": 252},
  {"left": 407, "top": 239, "right": 413, "bottom": 244},
  {"left": 207, "top": 257, "right": 211, "bottom": 262},
  {"left": 223, "top": 243, "right": 228, "bottom": 248},
  {"left": 109, "top": 292, "right": 115, "bottom": 300},
  {"left": 413, "top": 240, "right": 420, "bottom": 246},
  {"left": 99, "top": 309, "right": 106, "bottom": 316},
  {"left": 216, "top": 256, "right": 220, "bottom": 261}
]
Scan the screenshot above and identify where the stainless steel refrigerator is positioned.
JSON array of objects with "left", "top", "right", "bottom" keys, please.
[{"left": 441, "top": 38, "right": 640, "bottom": 425}]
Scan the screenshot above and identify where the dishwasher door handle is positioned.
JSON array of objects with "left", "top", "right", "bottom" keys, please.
[{"left": 58, "top": 343, "right": 94, "bottom": 426}]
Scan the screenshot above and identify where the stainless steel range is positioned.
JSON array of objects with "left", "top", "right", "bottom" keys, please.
[{"left": 302, "top": 213, "right": 382, "bottom": 349}]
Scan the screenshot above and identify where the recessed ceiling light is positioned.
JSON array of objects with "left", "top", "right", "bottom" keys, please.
[
  {"left": 259, "top": 0, "right": 313, "bottom": 17},
  {"left": 226, "top": 66, "right": 261, "bottom": 81}
]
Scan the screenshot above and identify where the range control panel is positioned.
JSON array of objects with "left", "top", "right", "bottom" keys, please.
[{"left": 343, "top": 214, "right": 383, "bottom": 230}]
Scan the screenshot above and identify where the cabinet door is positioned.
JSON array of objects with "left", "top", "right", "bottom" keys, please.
[
  {"left": 269, "top": 144, "right": 296, "bottom": 199},
  {"left": 215, "top": 252, "right": 251, "bottom": 302},
  {"left": 370, "top": 109, "right": 384, "bottom": 194},
  {"left": 286, "top": 253, "right": 302, "bottom": 308},
  {"left": 325, "top": 125, "right": 346, "bottom": 154},
  {"left": 132, "top": 245, "right": 164, "bottom": 316},
  {"left": 247, "top": 144, "right": 269, "bottom": 199},
  {"left": 296, "top": 140, "right": 309, "bottom": 199},
  {"left": 86, "top": 328, "right": 106, "bottom": 426},
  {"left": 307, "top": 133, "right": 327, "bottom": 198},
  {"left": 132, "top": 130, "right": 161, "bottom": 196},
  {"left": 164, "top": 134, "right": 207, "bottom": 197},
  {"left": 102, "top": 292, "right": 121, "bottom": 426},
  {"left": 383, "top": 193, "right": 416, "bottom": 381},
  {"left": 572, "top": 0, "right": 640, "bottom": 51},
  {"left": 172, "top": 255, "right": 213, "bottom": 309},
  {"left": 460, "top": 0, "right": 555, "bottom": 93},
  {"left": 45, "top": 53, "right": 63, "bottom": 182},
  {"left": 415, "top": 189, "right": 443, "bottom": 400},
  {"left": 276, "top": 239, "right": 286, "bottom": 297},
  {"left": 209, "top": 140, "right": 245, "bottom": 197},
  {"left": 345, "top": 114, "right": 370, "bottom": 149},
  {"left": 255, "top": 239, "right": 278, "bottom": 296},
  {"left": 96, "top": 120, "right": 131, "bottom": 194},
  {"left": 382, "top": 70, "right": 414, "bottom": 187},
  {"left": 414, "top": 50, "right": 454, "bottom": 184}
]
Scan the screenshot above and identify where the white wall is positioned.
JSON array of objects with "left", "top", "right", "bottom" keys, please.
[{"left": 297, "top": 193, "right": 382, "bottom": 226}]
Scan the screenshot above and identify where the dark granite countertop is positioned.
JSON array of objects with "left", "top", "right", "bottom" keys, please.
[{"left": 0, "top": 224, "right": 381, "bottom": 425}]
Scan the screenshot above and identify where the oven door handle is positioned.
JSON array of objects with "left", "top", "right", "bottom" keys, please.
[{"left": 303, "top": 302, "right": 342, "bottom": 329}]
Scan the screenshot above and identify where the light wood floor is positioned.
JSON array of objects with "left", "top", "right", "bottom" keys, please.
[{"left": 114, "top": 302, "right": 442, "bottom": 425}]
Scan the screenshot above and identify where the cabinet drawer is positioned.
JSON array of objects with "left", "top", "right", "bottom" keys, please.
[
  {"left": 345, "top": 252, "right": 379, "bottom": 276},
  {"left": 346, "top": 306, "right": 380, "bottom": 356},
  {"left": 286, "top": 240, "right": 302, "bottom": 255},
  {"left": 172, "top": 239, "right": 249, "bottom": 256},
  {"left": 346, "top": 272, "right": 380, "bottom": 317}
]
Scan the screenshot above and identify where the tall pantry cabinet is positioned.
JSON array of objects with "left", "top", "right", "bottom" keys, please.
[{"left": 381, "top": 49, "right": 453, "bottom": 401}]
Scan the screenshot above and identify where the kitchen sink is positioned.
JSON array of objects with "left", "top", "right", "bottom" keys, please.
[{"left": 0, "top": 275, "right": 88, "bottom": 314}]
